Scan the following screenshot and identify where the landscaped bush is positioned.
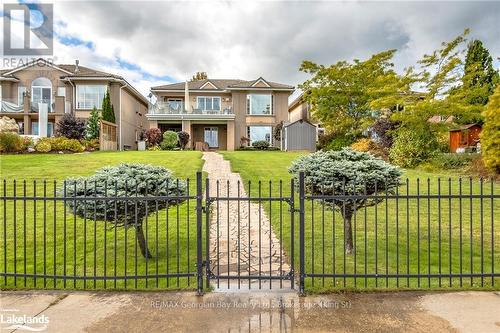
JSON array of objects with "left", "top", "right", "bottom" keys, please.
[
  {"left": 351, "top": 138, "right": 388, "bottom": 160},
  {"left": 0, "top": 132, "right": 22, "bottom": 153},
  {"left": 64, "top": 164, "right": 187, "bottom": 258},
  {"left": 369, "top": 118, "right": 400, "bottom": 148},
  {"left": 35, "top": 140, "right": 52, "bottom": 153},
  {"left": 318, "top": 131, "right": 356, "bottom": 151},
  {"left": 389, "top": 127, "right": 439, "bottom": 168},
  {"left": 252, "top": 140, "right": 270, "bottom": 150},
  {"left": 56, "top": 114, "right": 86, "bottom": 140},
  {"left": 289, "top": 148, "right": 401, "bottom": 254},
  {"left": 429, "top": 153, "right": 478, "bottom": 170},
  {"left": 37, "top": 137, "right": 85, "bottom": 153},
  {"left": 20, "top": 136, "right": 34, "bottom": 151},
  {"left": 145, "top": 128, "right": 162, "bottom": 147},
  {"left": 178, "top": 131, "right": 190, "bottom": 150},
  {"left": 81, "top": 138, "right": 100, "bottom": 151},
  {"left": 161, "top": 130, "right": 178, "bottom": 150},
  {"left": 147, "top": 145, "right": 162, "bottom": 151}
]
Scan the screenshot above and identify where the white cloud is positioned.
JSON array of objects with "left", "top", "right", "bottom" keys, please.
[{"left": 2, "top": 1, "right": 499, "bottom": 98}]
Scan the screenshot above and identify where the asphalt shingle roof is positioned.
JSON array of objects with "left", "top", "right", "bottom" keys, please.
[{"left": 152, "top": 78, "right": 294, "bottom": 90}]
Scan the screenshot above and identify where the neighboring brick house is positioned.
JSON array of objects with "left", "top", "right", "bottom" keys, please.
[
  {"left": 0, "top": 58, "right": 148, "bottom": 150},
  {"left": 147, "top": 78, "right": 294, "bottom": 150}
]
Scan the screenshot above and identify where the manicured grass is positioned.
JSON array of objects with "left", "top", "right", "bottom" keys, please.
[
  {"left": 221, "top": 151, "right": 500, "bottom": 292},
  {"left": 1, "top": 151, "right": 203, "bottom": 290}
]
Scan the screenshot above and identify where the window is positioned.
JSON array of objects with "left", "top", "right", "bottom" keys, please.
[
  {"left": 76, "top": 85, "right": 107, "bottom": 109},
  {"left": 18, "top": 86, "right": 26, "bottom": 105},
  {"left": 247, "top": 126, "right": 272, "bottom": 145},
  {"left": 57, "top": 87, "right": 66, "bottom": 97},
  {"left": 197, "top": 96, "right": 220, "bottom": 111},
  {"left": 247, "top": 94, "right": 273, "bottom": 115},
  {"left": 32, "top": 122, "right": 54, "bottom": 136}
]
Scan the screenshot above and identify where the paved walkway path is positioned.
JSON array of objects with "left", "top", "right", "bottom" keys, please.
[{"left": 202, "top": 152, "right": 290, "bottom": 290}]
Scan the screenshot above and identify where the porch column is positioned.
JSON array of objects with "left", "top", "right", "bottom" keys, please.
[
  {"left": 182, "top": 120, "right": 192, "bottom": 148},
  {"left": 149, "top": 120, "right": 158, "bottom": 129},
  {"left": 227, "top": 120, "right": 235, "bottom": 151}
]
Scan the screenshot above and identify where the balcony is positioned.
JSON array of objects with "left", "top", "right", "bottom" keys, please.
[
  {"left": 0, "top": 98, "right": 24, "bottom": 113},
  {"left": 148, "top": 101, "right": 235, "bottom": 120}
]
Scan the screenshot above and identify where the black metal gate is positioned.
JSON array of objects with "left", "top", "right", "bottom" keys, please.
[{"left": 202, "top": 177, "right": 295, "bottom": 290}]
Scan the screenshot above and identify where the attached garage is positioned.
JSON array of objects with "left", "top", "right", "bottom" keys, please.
[{"left": 281, "top": 119, "right": 317, "bottom": 152}]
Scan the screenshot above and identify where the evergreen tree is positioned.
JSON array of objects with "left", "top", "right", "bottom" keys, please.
[
  {"left": 462, "top": 39, "right": 500, "bottom": 105},
  {"left": 101, "top": 89, "right": 116, "bottom": 123},
  {"left": 481, "top": 85, "right": 500, "bottom": 173},
  {"left": 86, "top": 107, "right": 101, "bottom": 140}
]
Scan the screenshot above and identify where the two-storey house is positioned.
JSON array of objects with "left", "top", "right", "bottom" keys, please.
[
  {"left": 147, "top": 78, "right": 294, "bottom": 150},
  {"left": 0, "top": 58, "right": 148, "bottom": 150}
]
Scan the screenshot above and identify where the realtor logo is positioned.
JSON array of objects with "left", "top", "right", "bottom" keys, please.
[{"left": 3, "top": 3, "right": 53, "bottom": 56}]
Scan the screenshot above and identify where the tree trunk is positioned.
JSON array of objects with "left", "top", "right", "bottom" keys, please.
[
  {"left": 342, "top": 210, "right": 354, "bottom": 255},
  {"left": 135, "top": 225, "right": 153, "bottom": 258}
]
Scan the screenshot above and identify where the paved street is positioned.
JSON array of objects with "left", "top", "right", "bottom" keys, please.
[{"left": 1, "top": 290, "right": 499, "bottom": 332}]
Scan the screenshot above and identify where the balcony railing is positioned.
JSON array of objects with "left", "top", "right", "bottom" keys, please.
[
  {"left": 149, "top": 101, "right": 233, "bottom": 115},
  {"left": 0, "top": 98, "right": 24, "bottom": 113},
  {"left": 31, "top": 99, "right": 53, "bottom": 113}
]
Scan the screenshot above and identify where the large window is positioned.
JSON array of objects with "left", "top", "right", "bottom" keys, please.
[
  {"left": 76, "top": 85, "right": 107, "bottom": 109},
  {"left": 247, "top": 126, "right": 272, "bottom": 145},
  {"left": 197, "top": 96, "right": 221, "bottom": 111},
  {"left": 247, "top": 94, "right": 273, "bottom": 115}
]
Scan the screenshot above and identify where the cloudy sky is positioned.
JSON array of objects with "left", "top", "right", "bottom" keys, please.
[{"left": 2, "top": 1, "right": 499, "bottom": 98}]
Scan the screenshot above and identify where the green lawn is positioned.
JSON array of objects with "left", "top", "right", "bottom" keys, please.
[
  {"left": 221, "top": 151, "right": 500, "bottom": 292},
  {"left": 1, "top": 151, "right": 203, "bottom": 290}
]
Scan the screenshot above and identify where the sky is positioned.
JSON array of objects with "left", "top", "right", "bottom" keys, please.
[{"left": 1, "top": 1, "right": 499, "bottom": 99}]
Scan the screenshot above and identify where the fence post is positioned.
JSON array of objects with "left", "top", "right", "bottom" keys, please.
[
  {"left": 299, "top": 172, "right": 305, "bottom": 295},
  {"left": 196, "top": 171, "right": 203, "bottom": 295}
]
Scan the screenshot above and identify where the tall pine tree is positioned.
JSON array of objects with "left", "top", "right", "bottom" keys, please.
[
  {"left": 463, "top": 40, "right": 499, "bottom": 105},
  {"left": 101, "top": 89, "right": 116, "bottom": 123}
]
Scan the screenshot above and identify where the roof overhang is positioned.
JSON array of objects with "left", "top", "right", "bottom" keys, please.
[
  {"left": 151, "top": 89, "right": 229, "bottom": 93},
  {"left": 0, "top": 77, "right": 20, "bottom": 82},
  {"left": 3, "top": 58, "right": 73, "bottom": 76},
  {"left": 227, "top": 87, "right": 294, "bottom": 92}
]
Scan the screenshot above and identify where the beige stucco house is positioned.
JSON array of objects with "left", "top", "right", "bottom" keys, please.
[
  {"left": 0, "top": 58, "right": 148, "bottom": 150},
  {"left": 147, "top": 78, "right": 294, "bottom": 150}
]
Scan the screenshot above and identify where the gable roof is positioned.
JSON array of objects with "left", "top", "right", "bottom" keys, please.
[
  {"left": 0, "top": 58, "right": 147, "bottom": 104},
  {"left": 151, "top": 78, "right": 294, "bottom": 91}
]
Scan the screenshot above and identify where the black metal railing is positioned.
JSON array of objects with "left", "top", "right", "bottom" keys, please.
[{"left": 1, "top": 172, "right": 498, "bottom": 293}]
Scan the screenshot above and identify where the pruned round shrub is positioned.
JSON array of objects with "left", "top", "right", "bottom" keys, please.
[
  {"left": 35, "top": 140, "right": 52, "bottom": 153},
  {"left": 252, "top": 140, "right": 270, "bottom": 150},
  {"left": 178, "top": 131, "right": 190, "bottom": 150},
  {"left": 145, "top": 128, "right": 162, "bottom": 147},
  {"left": 161, "top": 130, "right": 178, "bottom": 150},
  {"left": 81, "top": 138, "right": 100, "bottom": 151},
  {"left": 0, "top": 132, "right": 22, "bottom": 152},
  {"left": 64, "top": 164, "right": 187, "bottom": 258},
  {"left": 289, "top": 148, "right": 401, "bottom": 254}
]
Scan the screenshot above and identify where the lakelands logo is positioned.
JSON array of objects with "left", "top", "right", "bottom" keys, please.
[
  {"left": 0, "top": 309, "right": 49, "bottom": 332},
  {"left": 3, "top": 3, "right": 54, "bottom": 56}
]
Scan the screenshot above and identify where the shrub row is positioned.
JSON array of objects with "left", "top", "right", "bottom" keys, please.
[{"left": 0, "top": 132, "right": 97, "bottom": 154}]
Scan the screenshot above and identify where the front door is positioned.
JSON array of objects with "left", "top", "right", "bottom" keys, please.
[{"left": 204, "top": 127, "right": 218, "bottom": 148}]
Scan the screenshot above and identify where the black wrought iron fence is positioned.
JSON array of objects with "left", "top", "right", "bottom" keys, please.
[{"left": 1, "top": 172, "right": 498, "bottom": 293}]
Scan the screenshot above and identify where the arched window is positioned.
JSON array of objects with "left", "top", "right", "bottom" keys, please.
[
  {"left": 32, "top": 77, "right": 52, "bottom": 87},
  {"left": 31, "top": 77, "right": 52, "bottom": 112}
]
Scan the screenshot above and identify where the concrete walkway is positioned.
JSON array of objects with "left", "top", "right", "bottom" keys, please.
[
  {"left": 202, "top": 152, "right": 290, "bottom": 290},
  {"left": 1, "top": 291, "right": 499, "bottom": 332}
]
